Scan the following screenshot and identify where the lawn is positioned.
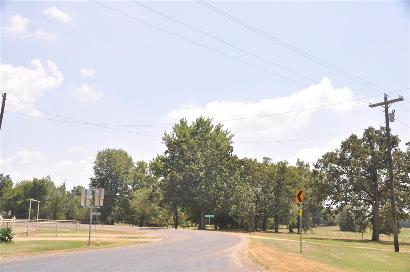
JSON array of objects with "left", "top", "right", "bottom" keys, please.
[
  {"left": 0, "top": 224, "right": 160, "bottom": 257},
  {"left": 245, "top": 226, "right": 410, "bottom": 272}
]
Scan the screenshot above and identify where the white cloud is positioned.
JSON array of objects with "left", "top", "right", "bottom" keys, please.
[
  {"left": 289, "top": 141, "right": 340, "bottom": 165},
  {"left": 76, "top": 83, "right": 103, "bottom": 102},
  {"left": 1, "top": 150, "right": 93, "bottom": 189},
  {"left": 43, "top": 7, "right": 72, "bottom": 23},
  {"left": 80, "top": 68, "right": 96, "bottom": 78},
  {"left": 167, "top": 78, "right": 356, "bottom": 139},
  {"left": 4, "top": 14, "right": 55, "bottom": 40},
  {"left": 0, "top": 59, "right": 63, "bottom": 116},
  {"left": 4, "top": 14, "right": 29, "bottom": 34},
  {"left": 34, "top": 28, "right": 56, "bottom": 40},
  {"left": 2, "top": 150, "right": 44, "bottom": 167}
]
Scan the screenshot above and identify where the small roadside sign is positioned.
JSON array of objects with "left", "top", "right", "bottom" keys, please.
[
  {"left": 94, "top": 188, "right": 105, "bottom": 207},
  {"left": 205, "top": 214, "right": 214, "bottom": 218},
  {"left": 296, "top": 190, "right": 304, "bottom": 204},
  {"left": 81, "top": 189, "right": 92, "bottom": 207}
]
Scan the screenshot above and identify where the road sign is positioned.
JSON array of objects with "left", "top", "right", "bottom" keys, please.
[
  {"left": 296, "top": 190, "right": 304, "bottom": 204},
  {"left": 205, "top": 214, "right": 214, "bottom": 218},
  {"left": 81, "top": 189, "right": 92, "bottom": 207},
  {"left": 94, "top": 188, "right": 105, "bottom": 207}
]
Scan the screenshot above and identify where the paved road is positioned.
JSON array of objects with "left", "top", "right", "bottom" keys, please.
[{"left": 0, "top": 228, "right": 259, "bottom": 272}]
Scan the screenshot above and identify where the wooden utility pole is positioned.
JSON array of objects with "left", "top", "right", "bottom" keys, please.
[
  {"left": 369, "top": 93, "right": 404, "bottom": 252},
  {"left": 0, "top": 92, "right": 6, "bottom": 130}
]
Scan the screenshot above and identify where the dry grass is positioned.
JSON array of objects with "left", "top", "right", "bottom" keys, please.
[
  {"left": 1, "top": 224, "right": 162, "bottom": 257},
  {"left": 244, "top": 226, "right": 410, "bottom": 272}
]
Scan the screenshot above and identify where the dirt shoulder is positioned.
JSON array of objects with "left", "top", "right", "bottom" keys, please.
[{"left": 244, "top": 238, "right": 343, "bottom": 272}]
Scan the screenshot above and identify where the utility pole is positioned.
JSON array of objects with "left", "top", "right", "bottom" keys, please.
[
  {"left": 0, "top": 92, "right": 6, "bottom": 130},
  {"left": 369, "top": 93, "right": 404, "bottom": 252}
]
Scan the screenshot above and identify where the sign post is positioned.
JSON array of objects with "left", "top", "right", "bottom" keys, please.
[
  {"left": 205, "top": 214, "right": 214, "bottom": 226},
  {"left": 296, "top": 190, "right": 304, "bottom": 254},
  {"left": 81, "top": 188, "right": 104, "bottom": 245}
]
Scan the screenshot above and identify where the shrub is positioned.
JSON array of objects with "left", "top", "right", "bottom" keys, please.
[
  {"left": 0, "top": 227, "right": 14, "bottom": 242},
  {"left": 337, "top": 205, "right": 357, "bottom": 232}
]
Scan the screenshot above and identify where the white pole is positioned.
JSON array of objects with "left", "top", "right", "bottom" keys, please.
[
  {"left": 27, "top": 199, "right": 32, "bottom": 236},
  {"left": 36, "top": 201, "right": 40, "bottom": 229},
  {"left": 88, "top": 207, "right": 92, "bottom": 245}
]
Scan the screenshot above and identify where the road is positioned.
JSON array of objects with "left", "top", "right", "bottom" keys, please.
[{"left": 0, "top": 228, "right": 259, "bottom": 272}]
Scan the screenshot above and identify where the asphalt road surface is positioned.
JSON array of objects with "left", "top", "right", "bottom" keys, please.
[{"left": 1, "top": 228, "right": 259, "bottom": 272}]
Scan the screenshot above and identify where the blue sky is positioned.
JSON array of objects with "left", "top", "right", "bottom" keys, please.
[{"left": 1, "top": 1, "right": 409, "bottom": 189}]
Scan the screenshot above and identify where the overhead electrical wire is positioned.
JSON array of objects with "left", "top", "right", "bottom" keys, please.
[
  {"left": 197, "top": 0, "right": 386, "bottom": 92},
  {"left": 130, "top": 0, "right": 316, "bottom": 84},
  {"left": 5, "top": 110, "right": 161, "bottom": 138},
  {"left": 9, "top": 91, "right": 390, "bottom": 130},
  {"left": 6, "top": 109, "right": 355, "bottom": 144},
  {"left": 92, "top": 0, "right": 307, "bottom": 87}
]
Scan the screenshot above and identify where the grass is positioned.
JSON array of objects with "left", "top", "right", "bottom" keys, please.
[
  {"left": 0, "top": 225, "right": 158, "bottom": 257},
  {"left": 245, "top": 226, "right": 410, "bottom": 272}
]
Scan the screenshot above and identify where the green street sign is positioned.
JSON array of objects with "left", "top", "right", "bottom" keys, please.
[{"left": 205, "top": 214, "right": 214, "bottom": 218}]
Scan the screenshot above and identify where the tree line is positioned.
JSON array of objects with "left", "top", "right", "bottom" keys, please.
[{"left": 1, "top": 117, "right": 409, "bottom": 241}]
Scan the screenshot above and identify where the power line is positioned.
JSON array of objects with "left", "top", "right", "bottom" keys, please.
[
  {"left": 130, "top": 0, "right": 316, "bottom": 84},
  {"left": 10, "top": 92, "right": 385, "bottom": 129},
  {"left": 234, "top": 131, "right": 348, "bottom": 144},
  {"left": 92, "top": 1, "right": 307, "bottom": 87},
  {"left": 7, "top": 109, "right": 360, "bottom": 145},
  {"left": 197, "top": 0, "right": 386, "bottom": 92},
  {"left": 6, "top": 110, "right": 162, "bottom": 138}
]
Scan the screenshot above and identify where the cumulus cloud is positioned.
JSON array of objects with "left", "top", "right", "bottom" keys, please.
[
  {"left": 1, "top": 150, "right": 44, "bottom": 167},
  {"left": 167, "top": 78, "right": 355, "bottom": 139},
  {"left": 4, "top": 14, "right": 29, "bottom": 34},
  {"left": 76, "top": 83, "right": 103, "bottom": 102},
  {"left": 43, "top": 7, "right": 72, "bottom": 23},
  {"left": 289, "top": 141, "right": 341, "bottom": 165},
  {"left": 4, "top": 14, "right": 55, "bottom": 40},
  {"left": 1, "top": 150, "right": 93, "bottom": 189},
  {"left": 80, "top": 68, "right": 96, "bottom": 78},
  {"left": 0, "top": 59, "right": 63, "bottom": 116}
]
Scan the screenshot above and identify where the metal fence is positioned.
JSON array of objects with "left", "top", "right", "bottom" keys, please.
[{"left": 0, "top": 218, "right": 80, "bottom": 236}]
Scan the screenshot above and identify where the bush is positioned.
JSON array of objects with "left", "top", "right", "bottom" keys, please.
[
  {"left": 0, "top": 227, "right": 14, "bottom": 242},
  {"left": 337, "top": 205, "right": 356, "bottom": 232}
]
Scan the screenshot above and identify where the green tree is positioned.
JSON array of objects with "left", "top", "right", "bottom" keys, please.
[
  {"left": 314, "top": 127, "right": 403, "bottom": 241},
  {"left": 154, "top": 117, "right": 234, "bottom": 230},
  {"left": 337, "top": 205, "right": 357, "bottom": 232},
  {"left": 0, "top": 174, "right": 13, "bottom": 216},
  {"left": 90, "top": 149, "right": 134, "bottom": 224}
]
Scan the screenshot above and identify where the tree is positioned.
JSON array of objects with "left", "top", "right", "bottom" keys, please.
[
  {"left": 90, "top": 149, "right": 134, "bottom": 224},
  {"left": 0, "top": 174, "right": 13, "bottom": 216},
  {"left": 228, "top": 158, "right": 260, "bottom": 232},
  {"left": 269, "top": 161, "right": 293, "bottom": 232},
  {"left": 337, "top": 205, "right": 357, "bottom": 232},
  {"left": 314, "top": 127, "right": 402, "bottom": 241},
  {"left": 129, "top": 188, "right": 172, "bottom": 227},
  {"left": 154, "top": 117, "right": 234, "bottom": 230}
]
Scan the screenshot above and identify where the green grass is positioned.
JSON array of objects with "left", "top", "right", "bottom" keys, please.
[
  {"left": 0, "top": 226, "right": 151, "bottom": 257},
  {"left": 0, "top": 240, "right": 105, "bottom": 256},
  {"left": 250, "top": 226, "right": 410, "bottom": 272}
]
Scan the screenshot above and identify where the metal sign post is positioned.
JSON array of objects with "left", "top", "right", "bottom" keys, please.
[
  {"left": 81, "top": 188, "right": 104, "bottom": 246},
  {"left": 296, "top": 190, "right": 304, "bottom": 254},
  {"left": 205, "top": 214, "right": 214, "bottom": 226},
  {"left": 88, "top": 206, "right": 92, "bottom": 245},
  {"left": 299, "top": 203, "right": 303, "bottom": 254}
]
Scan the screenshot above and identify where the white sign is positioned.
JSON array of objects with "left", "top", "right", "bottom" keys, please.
[
  {"left": 94, "top": 188, "right": 105, "bottom": 207},
  {"left": 81, "top": 189, "right": 92, "bottom": 207}
]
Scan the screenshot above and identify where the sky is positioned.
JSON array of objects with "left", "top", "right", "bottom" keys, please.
[{"left": 1, "top": 0, "right": 409, "bottom": 189}]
